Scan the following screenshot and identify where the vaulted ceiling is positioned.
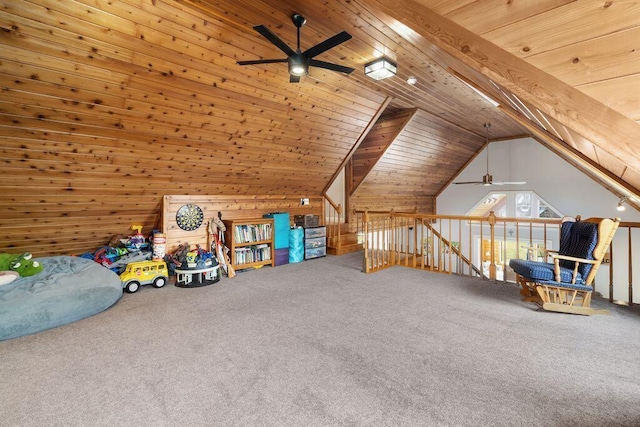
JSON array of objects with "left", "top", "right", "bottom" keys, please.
[
  {"left": 175, "top": 0, "right": 640, "bottom": 201},
  {"left": 1, "top": 0, "right": 639, "bottom": 254}
]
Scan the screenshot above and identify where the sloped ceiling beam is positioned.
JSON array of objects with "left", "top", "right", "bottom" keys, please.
[
  {"left": 350, "top": 108, "right": 418, "bottom": 195},
  {"left": 359, "top": 0, "right": 640, "bottom": 174},
  {"left": 322, "top": 96, "right": 392, "bottom": 195}
]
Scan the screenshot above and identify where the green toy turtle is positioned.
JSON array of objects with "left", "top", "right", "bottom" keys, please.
[{"left": 0, "top": 252, "right": 44, "bottom": 277}]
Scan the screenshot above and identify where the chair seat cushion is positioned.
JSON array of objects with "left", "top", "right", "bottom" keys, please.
[{"left": 509, "top": 259, "right": 585, "bottom": 285}]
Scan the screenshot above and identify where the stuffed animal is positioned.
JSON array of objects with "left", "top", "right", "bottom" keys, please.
[{"left": 0, "top": 252, "right": 44, "bottom": 277}]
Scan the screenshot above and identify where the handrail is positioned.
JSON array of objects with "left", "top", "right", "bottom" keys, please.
[
  {"left": 323, "top": 195, "right": 342, "bottom": 252},
  {"left": 324, "top": 194, "right": 342, "bottom": 214},
  {"left": 359, "top": 210, "right": 639, "bottom": 308},
  {"left": 422, "top": 220, "right": 482, "bottom": 277}
]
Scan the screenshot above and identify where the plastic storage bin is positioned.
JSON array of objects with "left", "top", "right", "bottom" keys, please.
[
  {"left": 305, "top": 237, "right": 325, "bottom": 249},
  {"left": 305, "top": 246, "right": 326, "bottom": 259},
  {"left": 304, "top": 226, "right": 326, "bottom": 239}
]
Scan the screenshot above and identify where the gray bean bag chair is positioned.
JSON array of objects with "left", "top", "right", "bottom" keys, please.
[{"left": 0, "top": 256, "right": 122, "bottom": 340}]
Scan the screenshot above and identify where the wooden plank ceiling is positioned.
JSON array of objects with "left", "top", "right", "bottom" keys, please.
[{"left": 0, "top": 0, "right": 638, "bottom": 255}]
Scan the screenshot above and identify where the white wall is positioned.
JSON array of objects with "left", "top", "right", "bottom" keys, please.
[
  {"left": 437, "top": 137, "right": 640, "bottom": 302},
  {"left": 325, "top": 168, "right": 345, "bottom": 221}
]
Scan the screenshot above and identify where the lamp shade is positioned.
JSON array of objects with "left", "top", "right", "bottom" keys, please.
[{"left": 364, "top": 57, "right": 397, "bottom": 80}]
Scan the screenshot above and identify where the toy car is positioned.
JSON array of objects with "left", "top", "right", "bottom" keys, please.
[{"left": 119, "top": 260, "right": 169, "bottom": 293}]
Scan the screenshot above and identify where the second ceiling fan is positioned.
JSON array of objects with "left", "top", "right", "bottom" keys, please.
[
  {"left": 237, "top": 14, "right": 354, "bottom": 83},
  {"left": 454, "top": 123, "right": 526, "bottom": 187}
]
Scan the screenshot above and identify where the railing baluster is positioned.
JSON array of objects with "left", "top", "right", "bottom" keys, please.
[
  {"left": 458, "top": 219, "right": 462, "bottom": 275},
  {"left": 502, "top": 220, "right": 507, "bottom": 282},
  {"left": 489, "top": 212, "right": 496, "bottom": 280},
  {"left": 468, "top": 219, "right": 473, "bottom": 277},
  {"left": 629, "top": 227, "right": 633, "bottom": 305},
  {"left": 609, "top": 238, "right": 614, "bottom": 304}
]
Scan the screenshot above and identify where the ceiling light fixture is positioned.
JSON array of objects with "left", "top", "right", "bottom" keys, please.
[
  {"left": 617, "top": 197, "right": 627, "bottom": 212},
  {"left": 407, "top": 76, "right": 417, "bottom": 85},
  {"left": 288, "top": 54, "right": 309, "bottom": 76},
  {"left": 364, "top": 57, "right": 397, "bottom": 80}
]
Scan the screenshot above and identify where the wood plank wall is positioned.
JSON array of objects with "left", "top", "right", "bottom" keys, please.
[
  {"left": 0, "top": 0, "right": 383, "bottom": 257},
  {"left": 5, "top": 0, "right": 635, "bottom": 257},
  {"left": 351, "top": 193, "right": 435, "bottom": 215},
  {"left": 350, "top": 109, "right": 484, "bottom": 215},
  {"left": 349, "top": 109, "right": 416, "bottom": 194},
  {"left": 162, "top": 194, "right": 321, "bottom": 253}
]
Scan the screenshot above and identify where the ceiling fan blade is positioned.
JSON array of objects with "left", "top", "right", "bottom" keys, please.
[
  {"left": 290, "top": 74, "right": 301, "bottom": 83},
  {"left": 303, "top": 31, "right": 352, "bottom": 59},
  {"left": 453, "top": 181, "right": 483, "bottom": 185},
  {"left": 487, "top": 181, "right": 527, "bottom": 186},
  {"left": 237, "top": 59, "right": 288, "bottom": 66},
  {"left": 309, "top": 59, "right": 354, "bottom": 74},
  {"left": 253, "top": 25, "right": 296, "bottom": 57}
]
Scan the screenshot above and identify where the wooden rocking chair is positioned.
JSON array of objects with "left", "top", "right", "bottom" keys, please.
[{"left": 509, "top": 217, "right": 619, "bottom": 315}]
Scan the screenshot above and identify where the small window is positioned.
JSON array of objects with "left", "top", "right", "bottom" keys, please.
[{"left": 467, "top": 191, "right": 562, "bottom": 219}]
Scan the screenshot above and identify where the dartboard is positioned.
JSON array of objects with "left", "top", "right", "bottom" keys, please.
[{"left": 176, "top": 204, "right": 204, "bottom": 231}]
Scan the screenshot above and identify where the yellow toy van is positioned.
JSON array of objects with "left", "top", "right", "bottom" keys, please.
[{"left": 119, "top": 260, "right": 169, "bottom": 293}]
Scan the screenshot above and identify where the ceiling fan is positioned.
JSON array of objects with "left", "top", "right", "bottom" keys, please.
[
  {"left": 237, "top": 14, "right": 354, "bottom": 83},
  {"left": 454, "top": 123, "right": 526, "bottom": 187}
]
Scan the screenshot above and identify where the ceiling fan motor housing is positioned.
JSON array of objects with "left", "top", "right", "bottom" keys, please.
[
  {"left": 292, "top": 14, "right": 307, "bottom": 28},
  {"left": 482, "top": 174, "right": 493, "bottom": 186}
]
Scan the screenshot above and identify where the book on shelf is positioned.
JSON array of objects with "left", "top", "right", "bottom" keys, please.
[
  {"left": 234, "top": 244, "right": 272, "bottom": 265},
  {"left": 233, "top": 223, "right": 273, "bottom": 244}
]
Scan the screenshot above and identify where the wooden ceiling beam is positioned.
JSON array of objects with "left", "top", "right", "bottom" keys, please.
[{"left": 359, "top": 0, "right": 640, "bottom": 174}]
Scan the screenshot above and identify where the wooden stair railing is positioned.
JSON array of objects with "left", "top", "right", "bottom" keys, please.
[
  {"left": 421, "top": 219, "right": 482, "bottom": 277},
  {"left": 323, "top": 195, "right": 342, "bottom": 251},
  {"left": 359, "top": 211, "right": 640, "bottom": 309},
  {"left": 359, "top": 211, "right": 562, "bottom": 281}
]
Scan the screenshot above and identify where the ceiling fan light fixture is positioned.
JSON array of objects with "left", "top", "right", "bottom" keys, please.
[
  {"left": 617, "top": 196, "right": 627, "bottom": 211},
  {"left": 365, "top": 57, "right": 397, "bottom": 80},
  {"left": 288, "top": 55, "right": 308, "bottom": 76}
]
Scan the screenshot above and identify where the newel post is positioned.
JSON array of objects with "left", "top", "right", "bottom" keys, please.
[{"left": 488, "top": 211, "right": 497, "bottom": 280}]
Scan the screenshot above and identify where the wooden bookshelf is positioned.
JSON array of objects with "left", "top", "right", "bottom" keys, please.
[{"left": 223, "top": 218, "right": 275, "bottom": 270}]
